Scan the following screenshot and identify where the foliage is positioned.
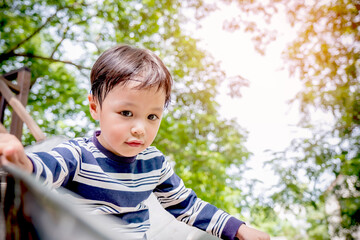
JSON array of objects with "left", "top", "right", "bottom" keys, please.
[
  {"left": 274, "top": 1, "right": 359, "bottom": 238},
  {"left": 0, "top": 0, "right": 251, "bottom": 215},
  {"left": 185, "top": 0, "right": 360, "bottom": 238},
  {"left": 218, "top": 0, "right": 360, "bottom": 238},
  {"left": 4, "top": 0, "right": 358, "bottom": 238}
]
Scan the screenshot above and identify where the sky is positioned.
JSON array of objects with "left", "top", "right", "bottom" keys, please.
[{"left": 194, "top": 4, "right": 304, "bottom": 192}]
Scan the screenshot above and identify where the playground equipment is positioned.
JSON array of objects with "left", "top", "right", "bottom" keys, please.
[{"left": 0, "top": 67, "right": 45, "bottom": 141}]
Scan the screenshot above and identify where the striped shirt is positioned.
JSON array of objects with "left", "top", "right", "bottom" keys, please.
[{"left": 27, "top": 131, "right": 243, "bottom": 240}]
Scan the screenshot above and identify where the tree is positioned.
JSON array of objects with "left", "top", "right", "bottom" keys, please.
[
  {"left": 0, "top": 0, "right": 251, "bottom": 217},
  {"left": 272, "top": 1, "right": 359, "bottom": 238},
  {"left": 216, "top": 0, "right": 359, "bottom": 238}
]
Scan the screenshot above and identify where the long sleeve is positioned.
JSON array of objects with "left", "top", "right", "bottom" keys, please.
[
  {"left": 27, "top": 140, "right": 80, "bottom": 188},
  {"left": 153, "top": 158, "right": 244, "bottom": 240},
  {"left": 25, "top": 135, "right": 244, "bottom": 239}
]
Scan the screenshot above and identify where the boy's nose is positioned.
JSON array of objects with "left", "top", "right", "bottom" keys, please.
[{"left": 131, "top": 123, "right": 145, "bottom": 136}]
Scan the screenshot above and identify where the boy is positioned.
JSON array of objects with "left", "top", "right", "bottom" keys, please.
[{"left": 0, "top": 45, "right": 270, "bottom": 240}]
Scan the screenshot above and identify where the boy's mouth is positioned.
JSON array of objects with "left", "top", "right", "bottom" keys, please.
[{"left": 125, "top": 141, "right": 143, "bottom": 147}]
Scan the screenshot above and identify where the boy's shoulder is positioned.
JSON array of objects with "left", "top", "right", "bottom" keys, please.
[
  {"left": 137, "top": 146, "right": 164, "bottom": 160},
  {"left": 65, "top": 135, "right": 94, "bottom": 147}
]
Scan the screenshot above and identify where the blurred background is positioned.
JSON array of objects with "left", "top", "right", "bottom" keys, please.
[{"left": 0, "top": 0, "right": 359, "bottom": 239}]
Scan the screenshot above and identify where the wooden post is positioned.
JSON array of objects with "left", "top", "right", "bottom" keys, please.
[
  {"left": 9, "top": 68, "right": 31, "bottom": 140},
  {"left": 0, "top": 76, "right": 45, "bottom": 142},
  {"left": 0, "top": 73, "right": 21, "bottom": 125}
]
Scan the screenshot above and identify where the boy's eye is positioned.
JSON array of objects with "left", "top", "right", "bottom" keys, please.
[
  {"left": 120, "top": 111, "right": 133, "bottom": 117},
  {"left": 148, "top": 114, "right": 158, "bottom": 121}
]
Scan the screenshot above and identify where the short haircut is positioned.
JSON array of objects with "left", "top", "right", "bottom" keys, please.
[{"left": 90, "top": 44, "right": 173, "bottom": 107}]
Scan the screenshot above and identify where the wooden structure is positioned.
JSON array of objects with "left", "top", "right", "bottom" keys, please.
[{"left": 0, "top": 67, "right": 45, "bottom": 141}]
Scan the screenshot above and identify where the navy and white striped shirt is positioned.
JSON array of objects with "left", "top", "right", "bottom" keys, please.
[{"left": 27, "top": 131, "right": 243, "bottom": 239}]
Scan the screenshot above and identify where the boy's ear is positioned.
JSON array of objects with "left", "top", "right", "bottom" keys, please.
[{"left": 88, "top": 94, "right": 100, "bottom": 120}]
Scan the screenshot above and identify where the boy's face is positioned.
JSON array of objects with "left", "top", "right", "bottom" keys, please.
[{"left": 88, "top": 81, "right": 166, "bottom": 157}]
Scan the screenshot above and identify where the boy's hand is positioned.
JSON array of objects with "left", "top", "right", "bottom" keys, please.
[
  {"left": 0, "top": 133, "right": 33, "bottom": 173},
  {"left": 236, "top": 224, "right": 270, "bottom": 240}
]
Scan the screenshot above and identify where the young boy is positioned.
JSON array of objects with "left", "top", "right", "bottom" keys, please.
[{"left": 0, "top": 45, "right": 270, "bottom": 240}]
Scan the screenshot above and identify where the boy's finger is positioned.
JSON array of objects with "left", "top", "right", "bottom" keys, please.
[
  {"left": 0, "top": 154, "right": 10, "bottom": 167},
  {"left": 3, "top": 146, "right": 16, "bottom": 156},
  {"left": 2, "top": 146, "right": 19, "bottom": 163}
]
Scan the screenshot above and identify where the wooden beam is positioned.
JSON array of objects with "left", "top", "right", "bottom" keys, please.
[
  {"left": 1, "top": 67, "right": 31, "bottom": 93},
  {"left": 2, "top": 67, "right": 31, "bottom": 81},
  {"left": 9, "top": 68, "right": 31, "bottom": 139},
  {"left": 0, "top": 77, "right": 45, "bottom": 142},
  {"left": 0, "top": 78, "right": 20, "bottom": 93}
]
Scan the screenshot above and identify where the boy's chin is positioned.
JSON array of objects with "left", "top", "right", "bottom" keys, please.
[
  {"left": 116, "top": 149, "right": 144, "bottom": 157},
  {"left": 114, "top": 144, "right": 149, "bottom": 157}
]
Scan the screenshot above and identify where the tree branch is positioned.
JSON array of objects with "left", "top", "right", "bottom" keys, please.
[
  {"left": 0, "top": 3, "right": 84, "bottom": 63},
  {"left": 14, "top": 53, "right": 91, "bottom": 70},
  {"left": 50, "top": 12, "right": 99, "bottom": 61},
  {"left": 6, "top": 10, "right": 60, "bottom": 55},
  {"left": 50, "top": 26, "right": 70, "bottom": 59}
]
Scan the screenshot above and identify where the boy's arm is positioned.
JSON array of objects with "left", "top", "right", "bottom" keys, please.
[
  {"left": 155, "top": 155, "right": 271, "bottom": 240},
  {"left": 153, "top": 157, "right": 242, "bottom": 239},
  {"left": 236, "top": 224, "right": 271, "bottom": 240},
  {"left": 0, "top": 133, "right": 33, "bottom": 173},
  {"left": 1, "top": 133, "right": 78, "bottom": 188}
]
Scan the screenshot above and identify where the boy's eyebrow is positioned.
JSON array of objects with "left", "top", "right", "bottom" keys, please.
[
  {"left": 116, "top": 101, "right": 164, "bottom": 111},
  {"left": 154, "top": 107, "right": 165, "bottom": 112}
]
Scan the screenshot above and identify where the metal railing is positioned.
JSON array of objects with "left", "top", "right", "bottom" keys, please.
[{"left": 0, "top": 164, "right": 134, "bottom": 240}]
